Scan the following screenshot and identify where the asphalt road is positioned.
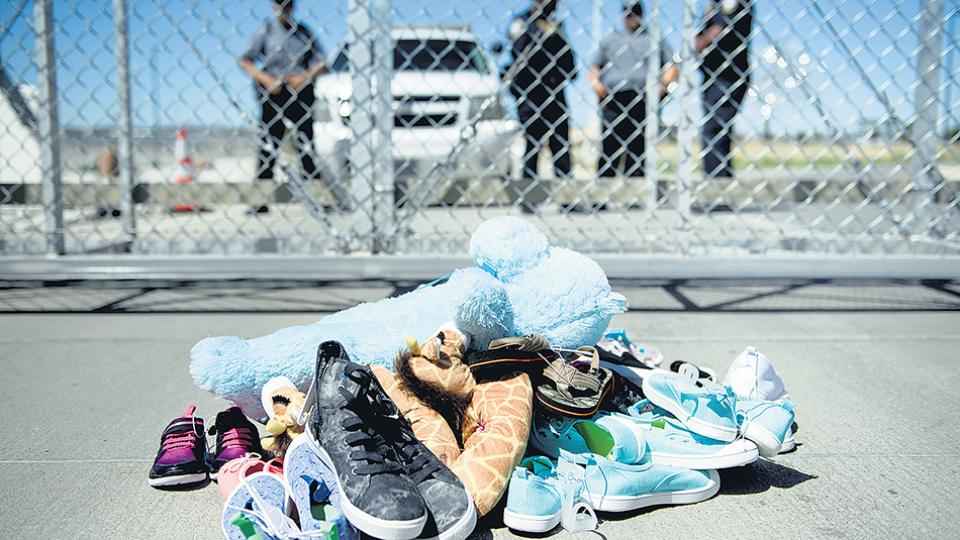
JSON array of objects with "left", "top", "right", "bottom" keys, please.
[{"left": 0, "top": 280, "right": 958, "bottom": 539}]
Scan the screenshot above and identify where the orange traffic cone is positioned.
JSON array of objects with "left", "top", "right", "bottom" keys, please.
[{"left": 170, "top": 127, "right": 203, "bottom": 212}]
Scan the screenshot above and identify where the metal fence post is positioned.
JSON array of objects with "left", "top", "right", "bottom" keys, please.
[
  {"left": 348, "top": 0, "right": 393, "bottom": 253},
  {"left": 348, "top": 0, "right": 374, "bottom": 251},
  {"left": 912, "top": 0, "right": 944, "bottom": 206},
  {"left": 113, "top": 0, "right": 136, "bottom": 243},
  {"left": 34, "top": 0, "right": 64, "bottom": 255},
  {"left": 676, "top": 0, "right": 698, "bottom": 224},
  {"left": 644, "top": 0, "right": 661, "bottom": 212},
  {"left": 370, "top": 0, "right": 394, "bottom": 253}
]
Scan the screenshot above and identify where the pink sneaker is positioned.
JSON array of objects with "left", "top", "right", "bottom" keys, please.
[{"left": 216, "top": 453, "right": 284, "bottom": 500}]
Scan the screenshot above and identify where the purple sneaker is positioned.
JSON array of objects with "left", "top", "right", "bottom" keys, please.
[
  {"left": 209, "top": 406, "right": 264, "bottom": 479},
  {"left": 148, "top": 405, "right": 209, "bottom": 488}
]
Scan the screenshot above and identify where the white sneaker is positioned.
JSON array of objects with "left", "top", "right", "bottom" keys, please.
[{"left": 724, "top": 346, "right": 789, "bottom": 402}]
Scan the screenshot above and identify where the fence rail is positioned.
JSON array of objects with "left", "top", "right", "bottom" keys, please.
[{"left": 1, "top": 0, "right": 958, "bottom": 278}]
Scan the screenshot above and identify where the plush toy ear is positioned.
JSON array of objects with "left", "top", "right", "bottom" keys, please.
[{"left": 469, "top": 216, "right": 550, "bottom": 282}]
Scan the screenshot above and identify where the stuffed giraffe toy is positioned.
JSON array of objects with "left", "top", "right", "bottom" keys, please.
[{"left": 372, "top": 325, "right": 533, "bottom": 517}]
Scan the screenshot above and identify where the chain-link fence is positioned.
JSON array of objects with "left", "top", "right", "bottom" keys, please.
[{"left": 1, "top": 0, "right": 958, "bottom": 272}]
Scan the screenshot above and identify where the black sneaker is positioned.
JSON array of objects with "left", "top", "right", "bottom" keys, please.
[
  {"left": 308, "top": 341, "right": 428, "bottom": 539},
  {"left": 207, "top": 406, "right": 265, "bottom": 479},
  {"left": 148, "top": 405, "right": 209, "bottom": 488},
  {"left": 384, "top": 389, "right": 477, "bottom": 540}
]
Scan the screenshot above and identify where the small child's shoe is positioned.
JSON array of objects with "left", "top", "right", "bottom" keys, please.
[
  {"left": 620, "top": 399, "right": 759, "bottom": 469},
  {"left": 216, "top": 454, "right": 283, "bottom": 500},
  {"left": 284, "top": 434, "right": 356, "bottom": 540},
  {"left": 503, "top": 456, "right": 597, "bottom": 534},
  {"left": 148, "top": 405, "right": 209, "bottom": 488},
  {"left": 737, "top": 399, "right": 795, "bottom": 457},
  {"left": 208, "top": 407, "right": 265, "bottom": 479},
  {"left": 642, "top": 369, "right": 739, "bottom": 442},
  {"left": 221, "top": 464, "right": 296, "bottom": 540}
]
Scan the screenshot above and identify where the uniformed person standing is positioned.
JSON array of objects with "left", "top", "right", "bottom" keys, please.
[
  {"left": 696, "top": 0, "right": 752, "bottom": 180},
  {"left": 505, "top": 0, "right": 577, "bottom": 213},
  {"left": 240, "top": 0, "right": 328, "bottom": 213},
  {"left": 591, "top": 1, "right": 677, "bottom": 179}
]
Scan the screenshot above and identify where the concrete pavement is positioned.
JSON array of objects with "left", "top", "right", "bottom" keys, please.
[{"left": 0, "top": 280, "right": 958, "bottom": 538}]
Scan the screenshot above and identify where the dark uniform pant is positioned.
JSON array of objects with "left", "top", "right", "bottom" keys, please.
[
  {"left": 518, "top": 92, "right": 572, "bottom": 181},
  {"left": 255, "top": 83, "right": 319, "bottom": 181},
  {"left": 600, "top": 91, "right": 646, "bottom": 178},
  {"left": 701, "top": 78, "right": 747, "bottom": 179}
]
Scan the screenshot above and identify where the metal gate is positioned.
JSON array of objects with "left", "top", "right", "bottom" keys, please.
[{"left": 1, "top": 0, "right": 958, "bottom": 276}]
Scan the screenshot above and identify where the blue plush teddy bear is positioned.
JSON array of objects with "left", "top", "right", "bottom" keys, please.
[{"left": 190, "top": 216, "right": 628, "bottom": 418}]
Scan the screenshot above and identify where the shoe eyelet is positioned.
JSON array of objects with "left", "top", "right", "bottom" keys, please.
[{"left": 351, "top": 466, "right": 358, "bottom": 475}]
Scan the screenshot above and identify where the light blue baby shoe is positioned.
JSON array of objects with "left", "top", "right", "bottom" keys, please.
[
  {"left": 558, "top": 448, "right": 720, "bottom": 513},
  {"left": 642, "top": 369, "right": 739, "bottom": 442},
  {"left": 737, "top": 399, "right": 795, "bottom": 457},
  {"left": 283, "top": 435, "right": 356, "bottom": 540},
  {"left": 503, "top": 456, "right": 597, "bottom": 534},
  {"left": 529, "top": 409, "right": 645, "bottom": 464},
  {"left": 609, "top": 400, "right": 758, "bottom": 469},
  {"left": 222, "top": 471, "right": 297, "bottom": 540}
]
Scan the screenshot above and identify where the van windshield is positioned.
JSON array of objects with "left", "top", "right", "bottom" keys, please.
[{"left": 331, "top": 39, "right": 488, "bottom": 73}]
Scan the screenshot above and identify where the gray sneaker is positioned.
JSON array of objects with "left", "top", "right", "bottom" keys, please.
[
  {"left": 388, "top": 413, "right": 478, "bottom": 540},
  {"left": 307, "top": 341, "right": 427, "bottom": 540}
]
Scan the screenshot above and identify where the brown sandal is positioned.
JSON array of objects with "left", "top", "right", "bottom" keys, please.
[{"left": 535, "top": 346, "right": 614, "bottom": 418}]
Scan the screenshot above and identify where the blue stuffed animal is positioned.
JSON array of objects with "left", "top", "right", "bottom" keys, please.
[{"left": 190, "top": 217, "right": 628, "bottom": 418}]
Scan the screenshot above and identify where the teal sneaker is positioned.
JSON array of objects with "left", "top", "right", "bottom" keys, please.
[
  {"left": 737, "top": 399, "right": 795, "bottom": 457},
  {"left": 503, "top": 456, "right": 597, "bottom": 534},
  {"left": 642, "top": 369, "right": 739, "bottom": 442},
  {"left": 610, "top": 400, "right": 759, "bottom": 469},
  {"left": 559, "top": 449, "right": 720, "bottom": 513},
  {"left": 530, "top": 409, "right": 645, "bottom": 464}
]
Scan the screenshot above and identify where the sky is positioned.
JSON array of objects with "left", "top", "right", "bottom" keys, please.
[{"left": 2, "top": 0, "right": 959, "bottom": 137}]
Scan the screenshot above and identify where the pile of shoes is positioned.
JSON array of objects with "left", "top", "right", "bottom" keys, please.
[
  {"left": 502, "top": 333, "right": 797, "bottom": 534},
  {"left": 148, "top": 402, "right": 355, "bottom": 539},
  {"left": 152, "top": 329, "right": 794, "bottom": 539}
]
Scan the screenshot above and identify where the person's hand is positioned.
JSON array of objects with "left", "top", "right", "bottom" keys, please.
[
  {"left": 594, "top": 84, "right": 608, "bottom": 102},
  {"left": 284, "top": 73, "right": 310, "bottom": 90},
  {"left": 706, "top": 24, "right": 724, "bottom": 41},
  {"left": 260, "top": 73, "right": 283, "bottom": 94}
]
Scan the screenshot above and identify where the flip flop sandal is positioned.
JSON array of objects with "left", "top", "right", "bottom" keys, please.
[
  {"left": 536, "top": 346, "right": 614, "bottom": 418},
  {"left": 283, "top": 435, "right": 355, "bottom": 540},
  {"left": 465, "top": 333, "right": 557, "bottom": 378}
]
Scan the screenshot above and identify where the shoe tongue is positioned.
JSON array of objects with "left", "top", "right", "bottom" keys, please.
[
  {"left": 215, "top": 407, "right": 250, "bottom": 431},
  {"left": 183, "top": 405, "right": 197, "bottom": 417},
  {"left": 218, "top": 406, "right": 242, "bottom": 420}
]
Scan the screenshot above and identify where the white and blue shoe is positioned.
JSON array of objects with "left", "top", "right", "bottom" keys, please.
[
  {"left": 532, "top": 407, "right": 757, "bottom": 470},
  {"left": 529, "top": 410, "right": 720, "bottom": 513},
  {"left": 560, "top": 448, "right": 720, "bottom": 513},
  {"left": 737, "top": 399, "right": 795, "bottom": 457},
  {"left": 724, "top": 346, "right": 798, "bottom": 455},
  {"left": 503, "top": 456, "right": 597, "bottom": 534},
  {"left": 642, "top": 369, "right": 739, "bottom": 442},
  {"left": 725, "top": 346, "right": 789, "bottom": 402},
  {"left": 284, "top": 435, "right": 356, "bottom": 540},
  {"left": 615, "top": 400, "right": 759, "bottom": 469},
  {"left": 221, "top": 470, "right": 297, "bottom": 540},
  {"left": 530, "top": 409, "right": 645, "bottom": 464}
]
